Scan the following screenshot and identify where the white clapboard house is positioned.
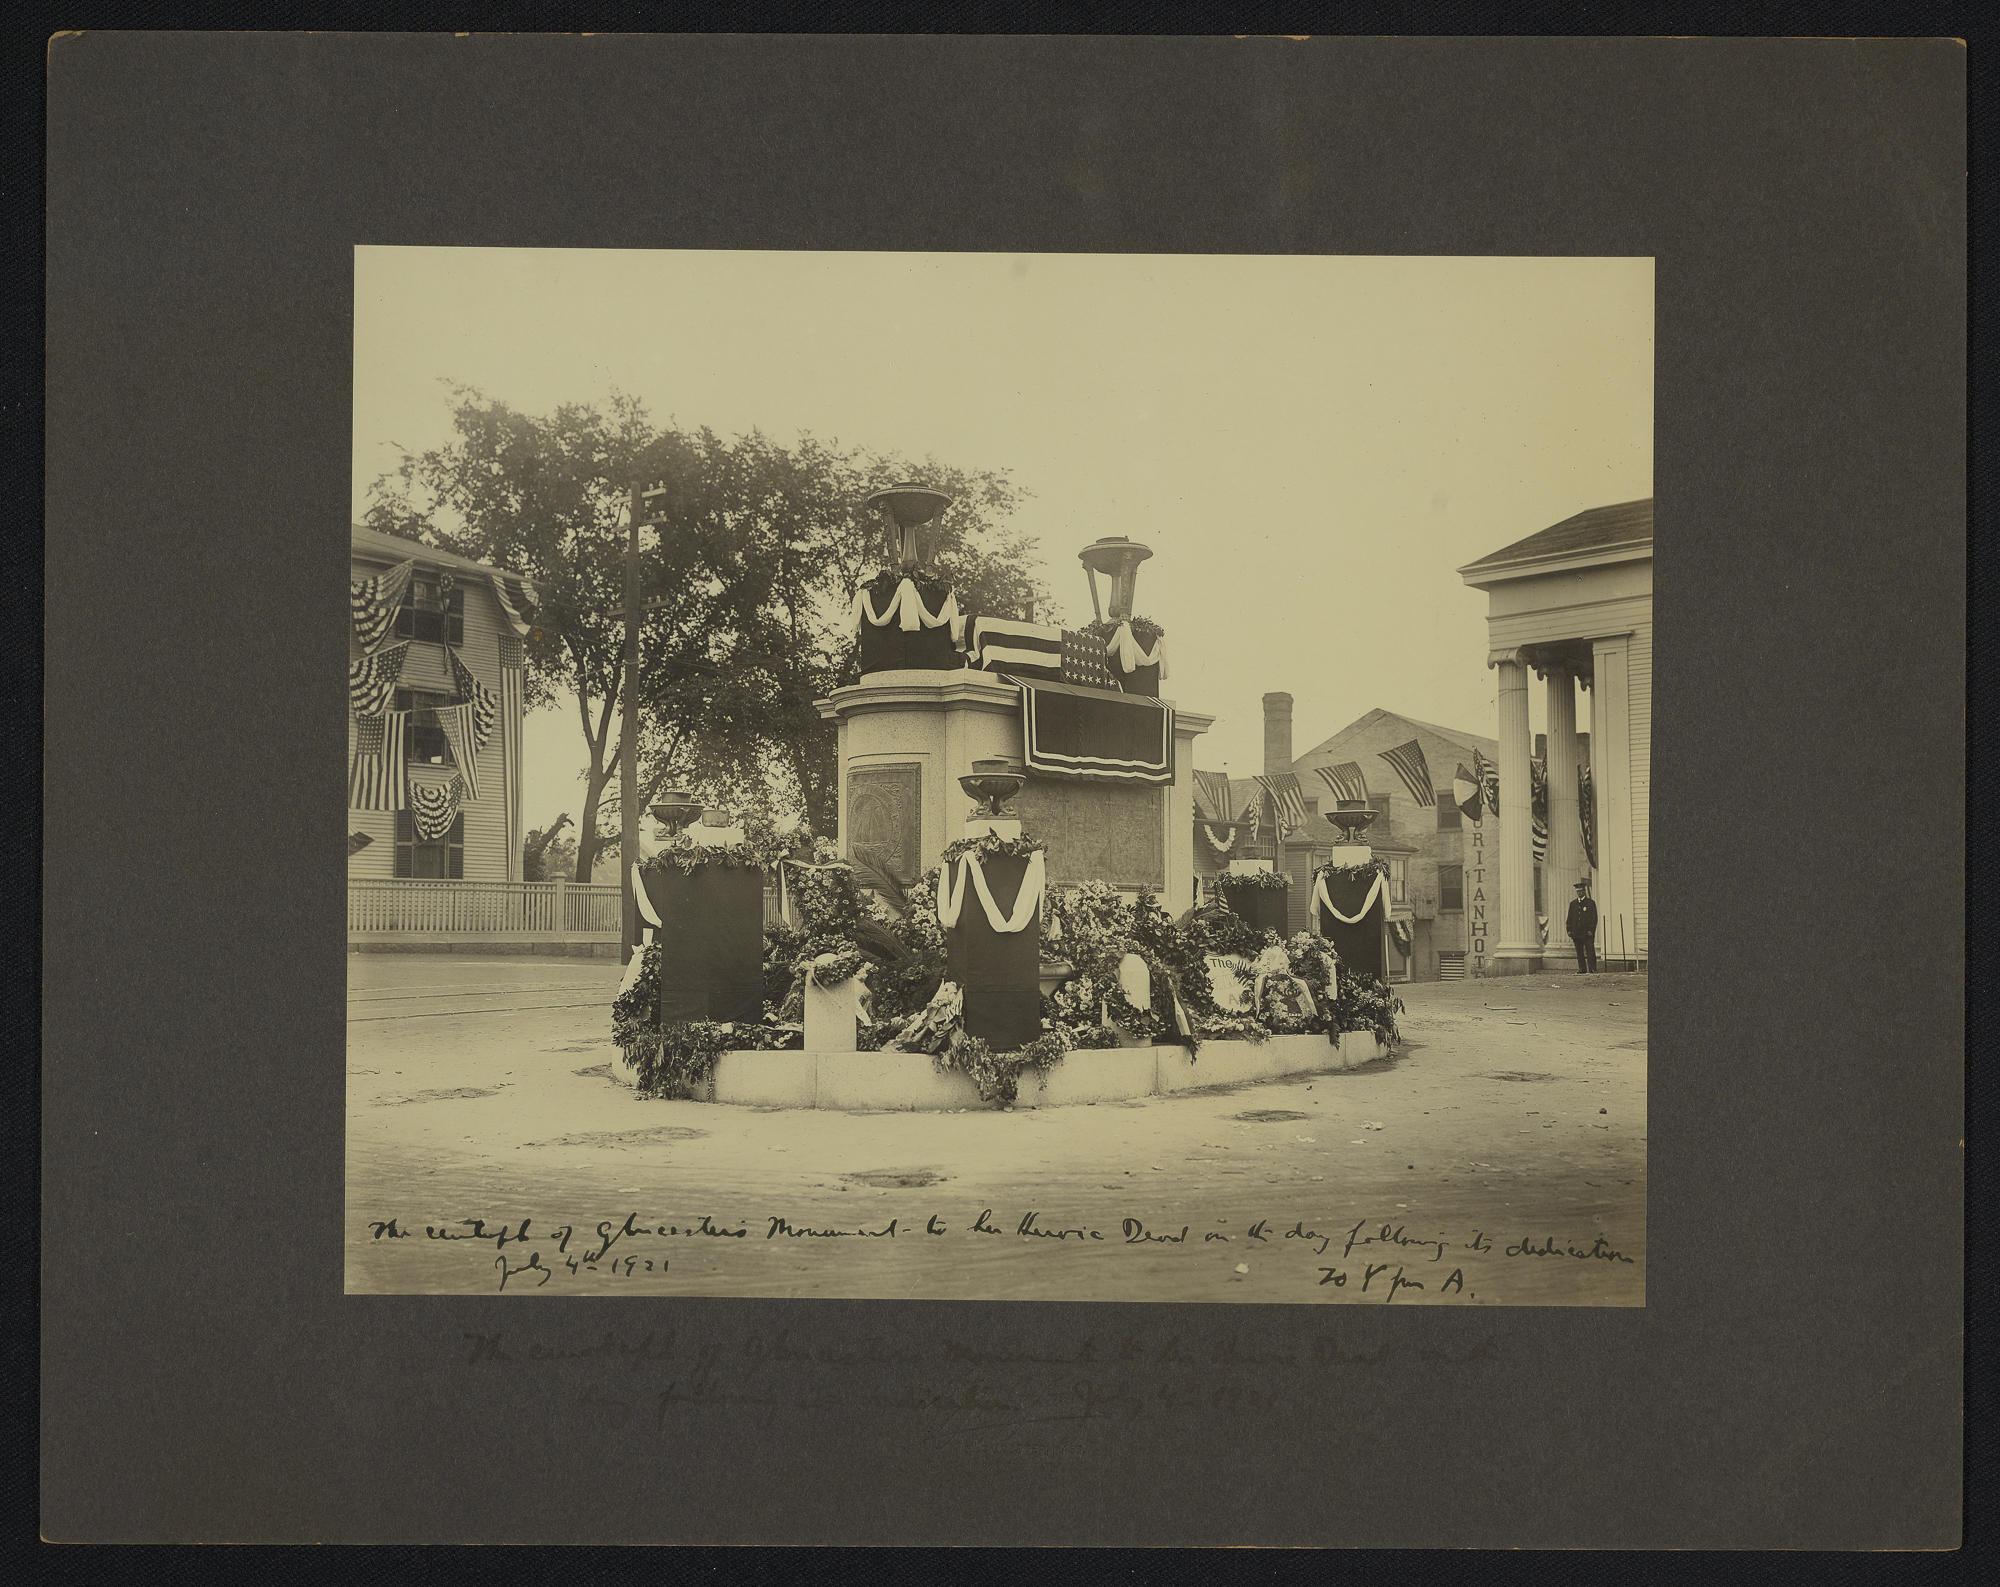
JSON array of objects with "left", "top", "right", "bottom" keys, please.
[{"left": 346, "top": 523, "right": 618, "bottom": 950}]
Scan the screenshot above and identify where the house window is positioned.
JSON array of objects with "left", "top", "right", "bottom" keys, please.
[
  {"left": 1438, "top": 863, "right": 1464, "bottom": 912},
  {"left": 1369, "top": 794, "right": 1392, "bottom": 836},
  {"left": 394, "top": 810, "right": 464, "bottom": 878},
  {"left": 1388, "top": 857, "right": 1408, "bottom": 903},
  {"left": 393, "top": 688, "right": 456, "bottom": 766},
  {"left": 392, "top": 573, "right": 466, "bottom": 645},
  {"left": 1436, "top": 797, "right": 1461, "bottom": 830}
]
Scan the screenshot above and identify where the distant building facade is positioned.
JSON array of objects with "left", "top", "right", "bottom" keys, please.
[
  {"left": 1459, "top": 497, "right": 1651, "bottom": 971},
  {"left": 1194, "top": 698, "right": 1557, "bottom": 983}
]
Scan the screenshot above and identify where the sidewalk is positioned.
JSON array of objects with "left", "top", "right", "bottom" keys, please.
[{"left": 346, "top": 956, "right": 1646, "bottom": 1304}]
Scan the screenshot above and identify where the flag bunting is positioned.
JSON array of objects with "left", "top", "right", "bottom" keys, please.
[
  {"left": 351, "top": 559, "right": 414, "bottom": 653},
  {"left": 348, "top": 641, "right": 409, "bottom": 718},
  {"left": 409, "top": 773, "right": 465, "bottom": 841},
  {"left": 1378, "top": 739, "right": 1437, "bottom": 807},
  {"left": 434, "top": 702, "right": 482, "bottom": 801}
]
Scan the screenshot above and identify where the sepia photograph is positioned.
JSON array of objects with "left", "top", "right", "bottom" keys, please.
[{"left": 345, "top": 247, "right": 1654, "bottom": 1303}]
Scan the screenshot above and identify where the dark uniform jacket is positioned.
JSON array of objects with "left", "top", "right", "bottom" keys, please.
[{"left": 1566, "top": 896, "right": 1599, "bottom": 939}]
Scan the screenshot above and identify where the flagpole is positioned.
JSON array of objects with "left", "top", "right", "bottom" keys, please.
[{"left": 620, "top": 484, "right": 641, "bottom": 967}]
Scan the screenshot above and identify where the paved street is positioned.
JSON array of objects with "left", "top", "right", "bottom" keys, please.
[{"left": 346, "top": 955, "right": 1646, "bottom": 1304}]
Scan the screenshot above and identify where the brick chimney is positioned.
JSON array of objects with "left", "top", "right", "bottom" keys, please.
[{"left": 1262, "top": 692, "right": 1294, "bottom": 779}]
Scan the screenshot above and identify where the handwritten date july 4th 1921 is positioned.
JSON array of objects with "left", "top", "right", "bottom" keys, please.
[{"left": 360, "top": 1209, "right": 1635, "bottom": 1297}]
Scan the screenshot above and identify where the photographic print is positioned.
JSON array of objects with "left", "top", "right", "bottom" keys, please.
[{"left": 345, "top": 247, "right": 1654, "bottom": 1303}]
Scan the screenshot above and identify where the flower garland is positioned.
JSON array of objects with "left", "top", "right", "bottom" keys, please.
[
  {"left": 1216, "top": 868, "right": 1288, "bottom": 891},
  {"left": 641, "top": 825, "right": 789, "bottom": 877},
  {"left": 1200, "top": 822, "right": 1239, "bottom": 856}
]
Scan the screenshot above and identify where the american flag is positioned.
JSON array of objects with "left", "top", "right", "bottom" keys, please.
[
  {"left": 498, "top": 632, "right": 526, "bottom": 669},
  {"left": 348, "top": 711, "right": 407, "bottom": 811},
  {"left": 965, "top": 615, "right": 1064, "bottom": 681},
  {"left": 1060, "top": 629, "right": 1118, "bottom": 691},
  {"left": 1193, "top": 769, "right": 1234, "bottom": 823},
  {"left": 1254, "top": 772, "right": 1309, "bottom": 834},
  {"left": 448, "top": 646, "right": 499, "bottom": 749},
  {"left": 1578, "top": 762, "right": 1597, "bottom": 868},
  {"left": 435, "top": 702, "right": 482, "bottom": 802},
  {"left": 1473, "top": 749, "right": 1499, "bottom": 816},
  {"left": 1314, "top": 761, "right": 1369, "bottom": 803},
  {"left": 1378, "top": 739, "right": 1436, "bottom": 807}
]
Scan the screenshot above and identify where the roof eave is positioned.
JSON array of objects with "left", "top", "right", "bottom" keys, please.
[{"left": 1457, "top": 541, "right": 1653, "bottom": 587}]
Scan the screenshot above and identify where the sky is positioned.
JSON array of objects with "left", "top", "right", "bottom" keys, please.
[{"left": 354, "top": 248, "right": 1652, "bottom": 838}]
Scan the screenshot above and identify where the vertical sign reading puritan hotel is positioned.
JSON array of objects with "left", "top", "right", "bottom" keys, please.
[{"left": 1467, "top": 820, "right": 1489, "bottom": 975}]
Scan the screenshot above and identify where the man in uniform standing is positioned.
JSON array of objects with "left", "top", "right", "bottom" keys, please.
[{"left": 1566, "top": 878, "right": 1600, "bottom": 974}]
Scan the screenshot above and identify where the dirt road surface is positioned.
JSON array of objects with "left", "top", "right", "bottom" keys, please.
[{"left": 346, "top": 955, "right": 1646, "bottom": 1304}]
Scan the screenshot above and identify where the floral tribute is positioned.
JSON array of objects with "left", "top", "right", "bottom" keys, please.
[{"left": 616, "top": 825, "right": 1407, "bottom": 1107}]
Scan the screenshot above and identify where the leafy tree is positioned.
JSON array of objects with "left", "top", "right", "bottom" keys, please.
[{"left": 368, "top": 386, "right": 1053, "bottom": 879}]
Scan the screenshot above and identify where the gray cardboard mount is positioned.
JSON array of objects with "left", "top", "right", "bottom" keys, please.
[{"left": 42, "top": 35, "right": 1963, "bottom": 1546}]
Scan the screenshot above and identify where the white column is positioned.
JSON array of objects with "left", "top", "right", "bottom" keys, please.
[
  {"left": 1492, "top": 651, "right": 1541, "bottom": 973},
  {"left": 1591, "top": 635, "right": 1637, "bottom": 965},
  {"left": 1542, "top": 665, "right": 1583, "bottom": 957}
]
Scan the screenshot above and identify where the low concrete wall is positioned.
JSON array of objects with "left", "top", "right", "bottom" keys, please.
[{"left": 606, "top": 1030, "right": 1395, "bottom": 1111}]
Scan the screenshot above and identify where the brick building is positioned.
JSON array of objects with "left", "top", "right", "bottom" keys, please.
[{"left": 1193, "top": 697, "right": 1577, "bottom": 983}]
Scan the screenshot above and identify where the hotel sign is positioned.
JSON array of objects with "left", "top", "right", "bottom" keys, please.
[{"left": 1467, "top": 821, "right": 1489, "bottom": 975}]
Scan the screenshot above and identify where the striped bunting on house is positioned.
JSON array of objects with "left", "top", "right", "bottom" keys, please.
[
  {"left": 1313, "top": 761, "right": 1369, "bottom": 804},
  {"left": 448, "top": 647, "right": 499, "bottom": 749},
  {"left": 351, "top": 559, "right": 414, "bottom": 654},
  {"left": 1253, "top": 772, "right": 1309, "bottom": 835},
  {"left": 434, "top": 703, "right": 482, "bottom": 802},
  {"left": 1377, "top": 739, "right": 1436, "bottom": 807},
  {"left": 348, "top": 711, "right": 407, "bottom": 811},
  {"left": 964, "top": 615, "right": 1064, "bottom": 680},
  {"left": 489, "top": 571, "right": 535, "bottom": 639},
  {"left": 1193, "top": 769, "right": 1235, "bottom": 823},
  {"left": 409, "top": 773, "right": 465, "bottom": 842},
  {"left": 348, "top": 641, "right": 409, "bottom": 717}
]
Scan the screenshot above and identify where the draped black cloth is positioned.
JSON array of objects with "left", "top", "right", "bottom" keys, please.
[
  {"left": 1117, "top": 661, "right": 1162, "bottom": 697},
  {"left": 1222, "top": 883, "right": 1289, "bottom": 937},
  {"left": 945, "top": 853, "right": 1042, "bottom": 1052},
  {"left": 641, "top": 865, "right": 768, "bottom": 1026},
  {"left": 859, "top": 620, "right": 960, "bottom": 675},
  {"left": 1317, "top": 873, "right": 1386, "bottom": 982}
]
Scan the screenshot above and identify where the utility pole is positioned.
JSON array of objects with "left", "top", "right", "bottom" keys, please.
[{"left": 620, "top": 483, "right": 642, "bottom": 965}]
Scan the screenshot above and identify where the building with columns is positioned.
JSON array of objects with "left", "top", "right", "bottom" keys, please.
[{"left": 1459, "top": 498, "right": 1652, "bottom": 973}]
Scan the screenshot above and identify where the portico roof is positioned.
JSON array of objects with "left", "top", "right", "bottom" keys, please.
[{"left": 1458, "top": 498, "right": 1652, "bottom": 581}]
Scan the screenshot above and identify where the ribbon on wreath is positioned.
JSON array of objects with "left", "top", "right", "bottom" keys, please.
[
  {"left": 849, "top": 574, "right": 960, "bottom": 637},
  {"left": 935, "top": 849, "right": 1047, "bottom": 934}
]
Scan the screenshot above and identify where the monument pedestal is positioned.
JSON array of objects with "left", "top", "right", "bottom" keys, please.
[
  {"left": 944, "top": 851, "right": 1042, "bottom": 1052},
  {"left": 639, "top": 864, "right": 767, "bottom": 1025}
]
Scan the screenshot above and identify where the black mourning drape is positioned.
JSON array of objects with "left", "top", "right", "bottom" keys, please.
[
  {"left": 944, "top": 853, "right": 1042, "bottom": 1052},
  {"left": 640, "top": 865, "right": 767, "bottom": 1026}
]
